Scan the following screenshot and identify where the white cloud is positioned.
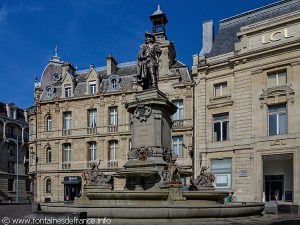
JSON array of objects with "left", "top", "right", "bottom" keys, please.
[{"left": 0, "top": 3, "right": 44, "bottom": 23}]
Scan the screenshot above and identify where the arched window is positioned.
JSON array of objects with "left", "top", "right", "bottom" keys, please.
[
  {"left": 47, "top": 116, "right": 53, "bottom": 131},
  {"left": 46, "top": 178, "right": 51, "bottom": 193},
  {"left": 46, "top": 147, "right": 52, "bottom": 163}
]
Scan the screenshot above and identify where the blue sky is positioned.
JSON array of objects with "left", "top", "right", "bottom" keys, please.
[{"left": 0, "top": 0, "right": 277, "bottom": 109}]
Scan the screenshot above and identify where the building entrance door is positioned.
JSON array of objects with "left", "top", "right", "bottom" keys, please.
[
  {"left": 263, "top": 154, "right": 293, "bottom": 202},
  {"left": 265, "top": 175, "right": 283, "bottom": 201}
]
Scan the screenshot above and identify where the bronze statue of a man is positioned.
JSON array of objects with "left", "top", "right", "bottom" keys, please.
[{"left": 137, "top": 32, "right": 162, "bottom": 90}]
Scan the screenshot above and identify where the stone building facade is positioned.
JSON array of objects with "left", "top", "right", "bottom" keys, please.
[
  {"left": 28, "top": 7, "right": 193, "bottom": 203},
  {"left": 192, "top": 0, "right": 300, "bottom": 204},
  {"left": 0, "top": 102, "right": 31, "bottom": 202}
]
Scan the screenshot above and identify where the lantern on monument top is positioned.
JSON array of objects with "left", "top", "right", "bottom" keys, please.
[{"left": 150, "top": 5, "right": 168, "bottom": 37}]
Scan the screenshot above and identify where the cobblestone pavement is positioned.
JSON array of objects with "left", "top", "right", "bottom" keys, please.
[{"left": 0, "top": 204, "right": 300, "bottom": 225}]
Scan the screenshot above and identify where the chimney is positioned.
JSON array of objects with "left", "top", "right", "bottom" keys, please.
[
  {"left": 106, "top": 54, "right": 117, "bottom": 75},
  {"left": 200, "top": 20, "right": 214, "bottom": 56},
  {"left": 62, "top": 62, "right": 76, "bottom": 76}
]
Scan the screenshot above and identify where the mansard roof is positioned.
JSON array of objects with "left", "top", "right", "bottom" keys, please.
[
  {"left": 38, "top": 57, "right": 190, "bottom": 102},
  {"left": 209, "top": 0, "right": 300, "bottom": 57}
]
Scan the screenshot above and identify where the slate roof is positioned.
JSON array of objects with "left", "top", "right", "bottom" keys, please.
[
  {"left": 40, "top": 58, "right": 190, "bottom": 101},
  {"left": 209, "top": 0, "right": 300, "bottom": 57}
]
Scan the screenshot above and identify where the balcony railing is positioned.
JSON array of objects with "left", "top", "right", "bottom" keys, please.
[
  {"left": 172, "top": 120, "right": 184, "bottom": 127},
  {"left": 62, "top": 162, "right": 71, "bottom": 170},
  {"left": 87, "top": 127, "right": 97, "bottom": 134},
  {"left": 87, "top": 161, "right": 98, "bottom": 168},
  {"left": 108, "top": 125, "right": 118, "bottom": 133},
  {"left": 108, "top": 160, "right": 118, "bottom": 168}
]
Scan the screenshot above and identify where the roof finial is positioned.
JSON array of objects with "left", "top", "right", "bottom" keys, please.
[
  {"left": 50, "top": 40, "right": 62, "bottom": 63},
  {"left": 158, "top": 5, "right": 160, "bottom": 10},
  {"left": 54, "top": 40, "right": 58, "bottom": 57}
]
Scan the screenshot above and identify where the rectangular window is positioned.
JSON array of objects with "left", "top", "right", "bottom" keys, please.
[
  {"left": 267, "top": 70, "right": 287, "bottom": 87},
  {"left": 268, "top": 104, "right": 287, "bottom": 136},
  {"left": 64, "top": 85, "right": 72, "bottom": 97},
  {"left": 89, "top": 142, "right": 97, "bottom": 161},
  {"left": 172, "top": 136, "right": 183, "bottom": 158},
  {"left": 214, "top": 82, "right": 228, "bottom": 97},
  {"left": 109, "top": 141, "right": 118, "bottom": 161},
  {"left": 109, "top": 107, "right": 118, "bottom": 126},
  {"left": 8, "top": 179, "right": 14, "bottom": 191},
  {"left": 211, "top": 158, "right": 232, "bottom": 189},
  {"left": 8, "top": 161, "right": 15, "bottom": 173},
  {"left": 63, "top": 143, "right": 71, "bottom": 162},
  {"left": 63, "top": 112, "right": 72, "bottom": 130},
  {"left": 88, "top": 109, "right": 97, "bottom": 128},
  {"left": 213, "top": 113, "right": 229, "bottom": 142},
  {"left": 173, "top": 100, "right": 184, "bottom": 121},
  {"left": 89, "top": 81, "right": 97, "bottom": 95}
]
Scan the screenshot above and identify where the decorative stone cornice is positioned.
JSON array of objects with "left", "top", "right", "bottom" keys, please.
[{"left": 259, "top": 84, "right": 295, "bottom": 107}]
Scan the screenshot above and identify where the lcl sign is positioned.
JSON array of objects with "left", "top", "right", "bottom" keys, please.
[{"left": 262, "top": 28, "right": 294, "bottom": 44}]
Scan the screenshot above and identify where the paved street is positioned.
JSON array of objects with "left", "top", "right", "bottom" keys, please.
[{"left": 1, "top": 204, "right": 300, "bottom": 225}]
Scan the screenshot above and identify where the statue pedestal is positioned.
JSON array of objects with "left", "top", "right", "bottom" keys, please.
[{"left": 118, "top": 89, "right": 177, "bottom": 190}]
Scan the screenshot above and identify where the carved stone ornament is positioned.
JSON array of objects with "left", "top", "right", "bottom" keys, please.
[
  {"left": 259, "top": 84, "right": 295, "bottom": 108},
  {"left": 188, "top": 166, "right": 215, "bottom": 191},
  {"left": 129, "top": 146, "right": 153, "bottom": 161},
  {"left": 133, "top": 104, "right": 152, "bottom": 122},
  {"left": 82, "top": 160, "right": 113, "bottom": 188}
]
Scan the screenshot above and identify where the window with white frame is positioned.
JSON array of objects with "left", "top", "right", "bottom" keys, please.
[
  {"left": 47, "top": 116, "right": 53, "bottom": 131},
  {"left": 214, "top": 82, "right": 228, "bottom": 97},
  {"left": 109, "top": 107, "right": 118, "bottom": 126},
  {"left": 46, "top": 147, "right": 52, "bottom": 163},
  {"left": 63, "top": 143, "right": 71, "bottom": 162},
  {"left": 211, "top": 158, "right": 232, "bottom": 189},
  {"left": 172, "top": 136, "right": 183, "bottom": 158},
  {"left": 111, "top": 79, "right": 117, "bottom": 89},
  {"left": 268, "top": 104, "right": 287, "bottom": 136},
  {"left": 89, "top": 81, "right": 97, "bottom": 95},
  {"left": 173, "top": 100, "right": 184, "bottom": 121},
  {"left": 63, "top": 112, "right": 72, "bottom": 130},
  {"left": 64, "top": 85, "right": 72, "bottom": 97},
  {"left": 46, "top": 87, "right": 53, "bottom": 99},
  {"left": 88, "top": 109, "right": 97, "bottom": 128},
  {"left": 213, "top": 113, "right": 229, "bottom": 142},
  {"left": 89, "top": 142, "right": 97, "bottom": 161},
  {"left": 109, "top": 140, "right": 118, "bottom": 161},
  {"left": 267, "top": 70, "right": 287, "bottom": 87}
]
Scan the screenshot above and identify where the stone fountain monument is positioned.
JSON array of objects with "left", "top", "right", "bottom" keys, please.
[{"left": 39, "top": 32, "right": 264, "bottom": 223}]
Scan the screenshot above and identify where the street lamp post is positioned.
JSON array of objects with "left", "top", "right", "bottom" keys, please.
[{"left": 6, "top": 136, "right": 19, "bottom": 203}]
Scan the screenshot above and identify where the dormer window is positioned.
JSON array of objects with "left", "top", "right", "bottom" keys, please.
[
  {"left": 64, "top": 85, "right": 71, "bottom": 98},
  {"left": 89, "top": 81, "right": 97, "bottom": 95},
  {"left": 10, "top": 108, "right": 17, "bottom": 119},
  {"left": 46, "top": 86, "right": 54, "bottom": 99},
  {"left": 111, "top": 79, "right": 117, "bottom": 89},
  {"left": 267, "top": 70, "right": 287, "bottom": 87}
]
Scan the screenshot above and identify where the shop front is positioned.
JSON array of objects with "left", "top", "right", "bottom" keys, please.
[{"left": 63, "top": 176, "right": 82, "bottom": 201}]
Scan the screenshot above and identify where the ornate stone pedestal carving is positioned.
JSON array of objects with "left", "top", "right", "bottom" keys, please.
[{"left": 118, "top": 89, "right": 177, "bottom": 190}]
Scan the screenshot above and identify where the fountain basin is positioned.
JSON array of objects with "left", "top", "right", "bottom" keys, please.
[{"left": 40, "top": 202, "right": 264, "bottom": 219}]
